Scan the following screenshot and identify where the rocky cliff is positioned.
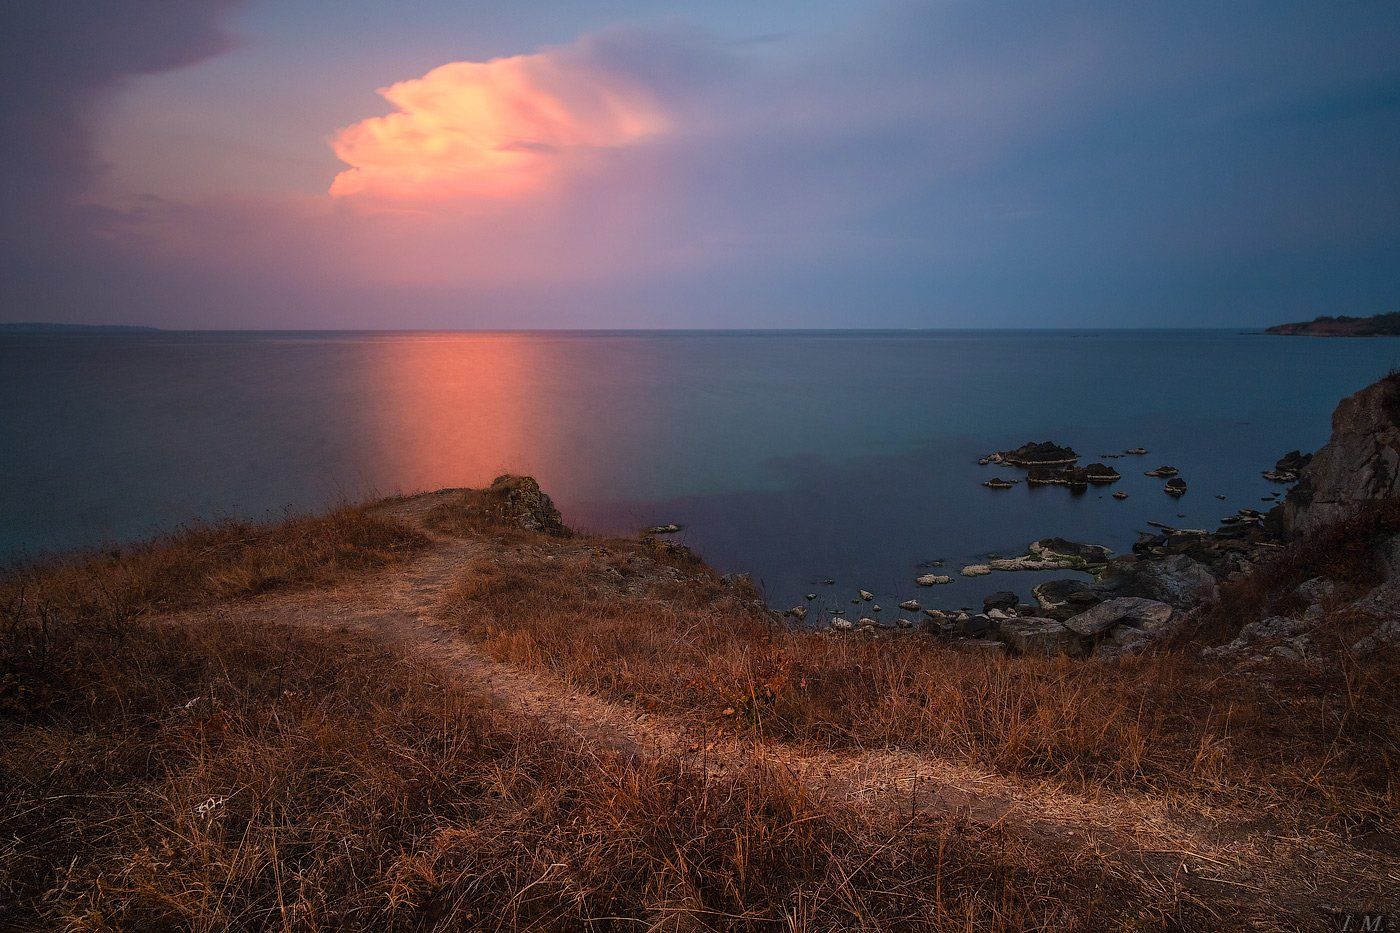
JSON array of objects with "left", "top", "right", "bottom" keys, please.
[{"left": 1282, "top": 373, "right": 1400, "bottom": 535}]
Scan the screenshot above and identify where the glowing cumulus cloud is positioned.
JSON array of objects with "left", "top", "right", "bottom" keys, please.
[{"left": 329, "top": 48, "right": 666, "bottom": 201}]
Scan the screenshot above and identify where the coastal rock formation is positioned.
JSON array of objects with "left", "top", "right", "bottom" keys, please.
[
  {"left": 982, "top": 477, "right": 1016, "bottom": 489},
  {"left": 999, "top": 618, "right": 1085, "bottom": 657},
  {"left": 1032, "top": 579, "right": 1103, "bottom": 620},
  {"left": 1083, "top": 463, "right": 1122, "bottom": 484},
  {"left": 1281, "top": 373, "right": 1400, "bottom": 535},
  {"left": 489, "top": 475, "right": 568, "bottom": 535},
  {"left": 1144, "top": 466, "right": 1179, "bottom": 477},
  {"left": 916, "top": 573, "right": 953, "bottom": 585},
  {"left": 981, "top": 441, "right": 1078, "bottom": 467},
  {"left": 1061, "top": 597, "right": 1174, "bottom": 637},
  {"left": 1098, "top": 554, "right": 1218, "bottom": 608}
]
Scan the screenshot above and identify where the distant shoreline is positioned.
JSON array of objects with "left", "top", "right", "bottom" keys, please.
[
  {"left": 1265, "top": 312, "right": 1400, "bottom": 337},
  {"left": 0, "top": 322, "right": 163, "bottom": 334}
]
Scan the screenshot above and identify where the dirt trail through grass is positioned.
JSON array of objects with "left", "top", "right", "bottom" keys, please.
[{"left": 180, "top": 492, "right": 1381, "bottom": 927}]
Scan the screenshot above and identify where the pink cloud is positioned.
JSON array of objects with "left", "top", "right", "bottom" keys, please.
[{"left": 328, "top": 46, "right": 667, "bottom": 201}]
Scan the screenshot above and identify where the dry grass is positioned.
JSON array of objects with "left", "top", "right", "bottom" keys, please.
[
  {"left": 1, "top": 565, "right": 1151, "bottom": 929},
  {"left": 3, "top": 488, "right": 1395, "bottom": 928},
  {"left": 440, "top": 518, "right": 1398, "bottom": 833}
]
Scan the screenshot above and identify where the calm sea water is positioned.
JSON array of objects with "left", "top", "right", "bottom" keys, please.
[{"left": 3, "top": 330, "right": 1398, "bottom": 614}]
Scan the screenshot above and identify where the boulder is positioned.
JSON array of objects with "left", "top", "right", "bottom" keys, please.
[
  {"left": 957, "top": 614, "right": 993, "bottom": 639},
  {"left": 1062, "top": 597, "right": 1174, "bottom": 636},
  {"left": 1033, "top": 538, "right": 1112, "bottom": 566},
  {"left": 998, "top": 618, "right": 1086, "bottom": 657},
  {"left": 1282, "top": 374, "right": 1400, "bottom": 535},
  {"left": 489, "top": 475, "right": 568, "bottom": 535},
  {"left": 1164, "top": 477, "right": 1188, "bottom": 497},
  {"left": 1144, "top": 466, "right": 1179, "bottom": 477},
  {"left": 859, "top": 590, "right": 875, "bottom": 601},
  {"left": 982, "top": 477, "right": 1017, "bottom": 489},
  {"left": 1032, "top": 579, "right": 1104, "bottom": 619},
  {"left": 983, "top": 591, "right": 1019, "bottom": 613},
  {"left": 831, "top": 617, "right": 853, "bottom": 631},
  {"left": 899, "top": 599, "right": 922, "bottom": 611},
  {"left": 917, "top": 574, "right": 953, "bottom": 586},
  {"left": 785, "top": 606, "right": 808, "bottom": 621},
  {"left": 994, "top": 441, "right": 1079, "bottom": 466},
  {"left": 960, "top": 565, "right": 991, "bottom": 577},
  {"left": 1083, "top": 463, "right": 1122, "bottom": 484},
  {"left": 1097, "top": 554, "right": 1219, "bottom": 608}
]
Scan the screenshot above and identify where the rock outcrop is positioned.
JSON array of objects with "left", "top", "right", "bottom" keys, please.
[
  {"left": 1281, "top": 374, "right": 1400, "bottom": 535},
  {"left": 489, "top": 474, "right": 569, "bottom": 535}
]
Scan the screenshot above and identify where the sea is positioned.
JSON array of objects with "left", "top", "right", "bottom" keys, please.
[{"left": 3, "top": 329, "right": 1398, "bottom": 615}]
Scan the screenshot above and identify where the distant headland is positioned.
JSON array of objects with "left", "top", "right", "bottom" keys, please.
[
  {"left": 0, "top": 322, "right": 163, "bottom": 333},
  {"left": 1265, "top": 312, "right": 1400, "bottom": 336}
]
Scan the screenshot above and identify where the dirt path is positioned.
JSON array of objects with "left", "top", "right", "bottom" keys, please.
[{"left": 189, "top": 492, "right": 1385, "bottom": 928}]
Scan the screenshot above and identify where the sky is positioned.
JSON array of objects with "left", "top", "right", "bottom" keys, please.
[{"left": 1, "top": 0, "right": 1398, "bottom": 329}]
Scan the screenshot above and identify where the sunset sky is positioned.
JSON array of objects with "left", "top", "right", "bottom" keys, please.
[{"left": 3, "top": 1, "right": 1399, "bottom": 329}]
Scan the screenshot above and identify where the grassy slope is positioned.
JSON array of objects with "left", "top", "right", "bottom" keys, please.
[{"left": 2, "top": 491, "right": 1396, "bottom": 928}]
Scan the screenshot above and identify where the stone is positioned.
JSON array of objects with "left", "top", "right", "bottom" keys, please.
[
  {"left": 1295, "top": 577, "right": 1336, "bottom": 605},
  {"left": 956, "top": 614, "right": 993, "bottom": 638},
  {"left": 786, "top": 606, "right": 808, "bottom": 621},
  {"left": 1164, "top": 477, "right": 1188, "bottom": 497},
  {"left": 1097, "top": 554, "right": 1219, "bottom": 608},
  {"left": 899, "top": 599, "right": 922, "bottom": 611},
  {"left": 1083, "top": 463, "right": 1122, "bottom": 484},
  {"left": 987, "top": 441, "right": 1079, "bottom": 466},
  {"left": 983, "top": 591, "right": 1019, "bottom": 613},
  {"left": 859, "top": 590, "right": 875, "bottom": 601},
  {"left": 831, "top": 617, "right": 854, "bottom": 631},
  {"left": 1282, "top": 374, "right": 1400, "bottom": 535},
  {"left": 917, "top": 574, "right": 953, "bottom": 585},
  {"left": 896, "top": 617, "right": 914, "bottom": 629},
  {"left": 983, "top": 477, "right": 1017, "bottom": 489},
  {"left": 1113, "top": 491, "right": 1129, "bottom": 500},
  {"left": 998, "top": 618, "right": 1085, "bottom": 657},
  {"left": 1062, "top": 597, "right": 1174, "bottom": 636},
  {"left": 1144, "top": 465, "right": 1179, "bottom": 477},
  {"left": 1125, "top": 447, "right": 1149, "bottom": 455},
  {"left": 648, "top": 523, "right": 683, "bottom": 534},
  {"left": 1033, "top": 538, "right": 1112, "bottom": 566},
  {"left": 488, "top": 475, "right": 569, "bottom": 535}
]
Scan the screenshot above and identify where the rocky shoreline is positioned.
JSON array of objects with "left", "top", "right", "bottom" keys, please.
[{"left": 786, "top": 373, "right": 1400, "bottom": 664}]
